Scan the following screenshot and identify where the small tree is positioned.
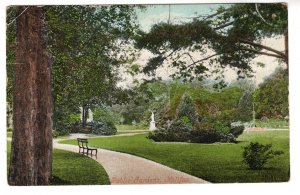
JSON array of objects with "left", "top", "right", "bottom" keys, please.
[
  {"left": 242, "top": 142, "right": 284, "bottom": 170},
  {"left": 175, "top": 93, "right": 198, "bottom": 126}
]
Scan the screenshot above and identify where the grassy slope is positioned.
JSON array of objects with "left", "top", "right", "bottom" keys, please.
[
  {"left": 168, "top": 84, "right": 242, "bottom": 118},
  {"left": 116, "top": 124, "right": 148, "bottom": 131},
  {"left": 61, "top": 131, "right": 289, "bottom": 183},
  {"left": 7, "top": 142, "right": 110, "bottom": 185}
]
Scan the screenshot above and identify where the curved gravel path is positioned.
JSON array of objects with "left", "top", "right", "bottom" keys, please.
[
  {"left": 7, "top": 133, "right": 209, "bottom": 184},
  {"left": 54, "top": 134, "right": 209, "bottom": 184}
]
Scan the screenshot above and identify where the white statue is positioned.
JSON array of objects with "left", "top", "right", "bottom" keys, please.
[
  {"left": 151, "top": 112, "right": 155, "bottom": 122},
  {"left": 149, "top": 111, "right": 157, "bottom": 130}
]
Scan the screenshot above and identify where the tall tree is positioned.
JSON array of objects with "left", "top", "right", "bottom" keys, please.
[
  {"left": 135, "top": 3, "right": 288, "bottom": 82},
  {"left": 8, "top": 6, "right": 52, "bottom": 185},
  {"left": 45, "top": 6, "right": 138, "bottom": 128},
  {"left": 253, "top": 68, "right": 288, "bottom": 118}
]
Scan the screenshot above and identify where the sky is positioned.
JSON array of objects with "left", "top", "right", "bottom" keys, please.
[
  {"left": 136, "top": 4, "right": 228, "bottom": 32},
  {"left": 117, "top": 4, "right": 285, "bottom": 88}
]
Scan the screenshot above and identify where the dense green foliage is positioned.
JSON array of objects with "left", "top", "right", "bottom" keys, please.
[
  {"left": 114, "top": 80, "right": 244, "bottom": 127},
  {"left": 6, "top": 6, "right": 140, "bottom": 134},
  {"left": 148, "top": 90, "right": 245, "bottom": 143},
  {"left": 175, "top": 94, "right": 198, "bottom": 126},
  {"left": 45, "top": 5, "right": 139, "bottom": 131},
  {"left": 62, "top": 131, "right": 289, "bottom": 183},
  {"left": 110, "top": 80, "right": 170, "bottom": 126},
  {"left": 93, "top": 107, "right": 122, "bottom": 125},
  {"left": 92, "top": 121, "right": 117, "bottom": 135},
  {"left": 135, "top": 3, "right": 288, "bottom": 82},
  {"left": 253, "top": 68, "right": 288, "bottom": 119},
  {"left": 7, "top": 142, "right": 110, "bottom": 185},
  {"left": 243, "top": 142, "right": 284, "bottom": 170},
  {"left": 168, "top": 82, "right": 243, "bottom": 122}
]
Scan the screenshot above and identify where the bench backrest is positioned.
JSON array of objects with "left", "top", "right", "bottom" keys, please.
[{"left": 77, "top": 138, "right": 88, "bottom": 148}]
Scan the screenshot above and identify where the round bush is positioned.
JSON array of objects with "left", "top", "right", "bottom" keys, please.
[
  {"left": 147, "top": 120, "right": 192, "bottom": 142},
  {"left": 176, "top": 94, "right": 199, "bottom": 126},
  {"left": 147, "top": 129, "right": 169, "bottom": 142},
  {"left": 230, "top": 121, "right": 245, "bottom": 137},
  {"left": 92, "top": 121, "right": 117, "bottom": 135},
  {"left": 219, "top": 133, "right": 236, "bottom": 143},
  {"left": 70, "top": 121, "right": 81, "bottom": 133},
  {"left": 242, "top": 142, "right": 284, "bottom": 170},
  {"left": 190, "top": 128, "right": 220, "bottom": 143}
]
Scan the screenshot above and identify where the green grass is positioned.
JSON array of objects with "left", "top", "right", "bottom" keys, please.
[
  {"left": 7, "top": 142, "right": 110, "bottom": 185},
  {"left": 116, "top": 124, "right": 148, "bottom": 131},
  {"left": 116, "top": 131, "right": 149, "bottom": 135},
  {"left": 255, "top": 118, "right": 289, "bottom": 128},
  {"left": 61, "top": 131, "right": 290, "bottom": 183}
]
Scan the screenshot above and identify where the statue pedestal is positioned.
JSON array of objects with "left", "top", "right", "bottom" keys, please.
[{"left": 149, "top": 121, "right": 157, "bottom": 131}]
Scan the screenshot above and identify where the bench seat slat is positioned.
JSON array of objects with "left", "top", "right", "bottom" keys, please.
[{"left": 77, "top": 138, "right": 98, "bottom": 157}]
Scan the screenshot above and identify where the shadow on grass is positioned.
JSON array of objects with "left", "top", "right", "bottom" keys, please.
[
  {"left": 246, "top": 167, "right": 281, "bottom": 171},
  {"left": 50, "top": 176, "right": 72, "bottom": 185}
]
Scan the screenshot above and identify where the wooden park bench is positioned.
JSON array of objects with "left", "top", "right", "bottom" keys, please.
[{"left": 77, "top": 138, "right": 98, "bottom": 157}]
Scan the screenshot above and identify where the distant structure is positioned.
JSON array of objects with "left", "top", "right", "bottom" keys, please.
[
  {"left": 149, "top": 111, "right": 157, "bottom": 130},
  {"left": 80, "top": 107, "right": 93, "bottom": 122}
]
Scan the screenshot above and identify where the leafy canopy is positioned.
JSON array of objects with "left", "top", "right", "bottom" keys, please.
[{"left": 135, "top": 3, "right": 287, "bottom": 82}]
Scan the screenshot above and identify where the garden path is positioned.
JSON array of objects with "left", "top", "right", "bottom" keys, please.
[{"left": 54, "top": 133, "right": 209, "bottom": 185}]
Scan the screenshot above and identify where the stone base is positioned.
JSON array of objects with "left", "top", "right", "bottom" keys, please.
[{"left": 149, "top": 121, "right": 157, "bottom": 131}]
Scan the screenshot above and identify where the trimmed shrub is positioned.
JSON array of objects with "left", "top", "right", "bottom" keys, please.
[
  {"left": 193, "top": 120, "right": 241, "bottom": 143},
  {"left": 70, "top": 121, "right": 81, "bottom": 133},
  {"left": 214, "top": 121, "right": 230, "bottom": 135},
  {"left": 92, "top": 120, "right": 117, "bottom": 135},
  {"left": 53, "top": 128, "right": 70, "bottom": 137},
  {"left": 190, "top": 128, "right": 220, "bottom": 143},
  {"left": 147, "top": 129, "right": 169, "bottom": 142},
  {"left": 230, "top": 121, "right": 245, "bottom": 137},
  {"left": 149, "top": 119, "right": 244, "bottom": 144},
  {"left": 242, "top": 142, "right": 284, "bottom": 170},
  {"left": 55, "top": 112, "right": 81, "bottom": 135},
  {"left": 219, "top": 133, "right": 236, "bottom": 143},
  {"left": 176, "top": 93, "right": 198, "bottom": 126},
  {"left": 147, "top": 120, "right": 193, "bottom": 142},
  {"left": 167, "top": 120, "right": 193, "bottom": 142}
]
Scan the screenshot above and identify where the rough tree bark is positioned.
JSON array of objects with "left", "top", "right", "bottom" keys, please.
[{"left": 8, "top": 6, "right": 52, "bottom": 185}]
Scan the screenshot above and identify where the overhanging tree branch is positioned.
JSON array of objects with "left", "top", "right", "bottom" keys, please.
[
  {"left": 214, "top": 21, "right": 234, "bottom": 30},
  {"left": 239, "top": 39, "right": 287, "bottom": 59},
  {"left": 187, "top": 53, "right": 221, "bottom": 67},
  {"left": 240, "top": 48, "right": 285, "bottom": 59}
]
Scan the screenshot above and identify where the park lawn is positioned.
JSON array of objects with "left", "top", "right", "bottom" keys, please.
[
  {"left": 61, "top": 131, "right": 289, "bottom": 183},
  {"left": 255, "top": 118, "right": 289, "bottom": 128},
  {"left": 7, "top": 142, "right": 110, "bottom": 185},
  {"left": 116, "top": 124, "right": 148, "bottom": 131},
  {"left": 116, "top": 131, "right": 150, "bottom": 135}
]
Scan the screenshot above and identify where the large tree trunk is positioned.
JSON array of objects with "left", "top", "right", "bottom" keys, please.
[
  {"left": 9, "top": 6, "right": 52, "bottom": 185},
  {"left": 284, "top": 29, "right": 288, "bottom": 68}
]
